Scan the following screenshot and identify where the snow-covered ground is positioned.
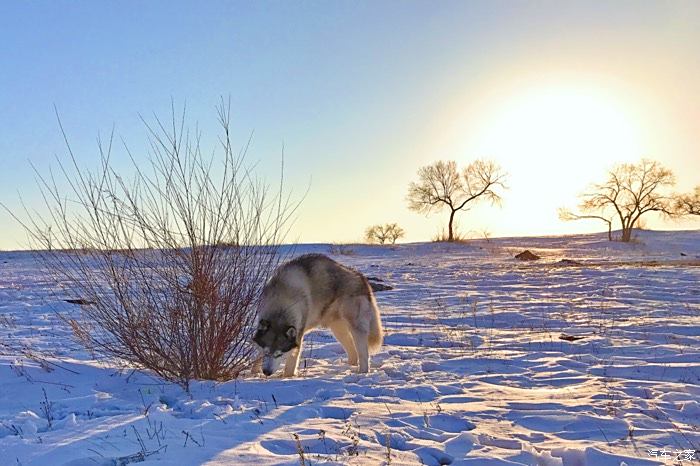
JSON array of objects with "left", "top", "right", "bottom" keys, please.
[{"left": 1, "top": 230, "right": 699, "bottom": 466}]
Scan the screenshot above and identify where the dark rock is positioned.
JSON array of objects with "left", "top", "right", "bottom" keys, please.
[
  {"left": 557, "top": 259, "right": 582, "bottom": 266},
  {"left": 515, "top": 250, "right": 540, "bottom": 261},
  {"left": 368, "top": 278, "right": 393, "bottom": 292},
  {"left": 559, "top": 334, "right": 585, "bottom": 342}
]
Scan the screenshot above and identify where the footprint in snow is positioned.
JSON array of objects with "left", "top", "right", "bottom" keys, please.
[
  {"left": 261, "top": 436, "right": 348, "bottom": 456},
  {"left": 425, "top": 413, "right": 476, "bottom": 433}
]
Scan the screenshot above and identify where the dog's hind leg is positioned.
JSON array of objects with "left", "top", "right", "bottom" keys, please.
[
  {"left": 329, "top": 322, "right": 358, "bottom": 366},
  {"left": 349, "top": 325, "right": 370, "bottom": 373},
  {"left": 347, "top": 298, "right": 371, "bottom": 373}
]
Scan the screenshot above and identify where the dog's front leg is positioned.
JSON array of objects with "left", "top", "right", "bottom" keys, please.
[
  {"left": 250, "top": 351, "right": 263, "bottom": 375},
  {"left": 283, "top": 343, "right": 302, "bottom": 377}
]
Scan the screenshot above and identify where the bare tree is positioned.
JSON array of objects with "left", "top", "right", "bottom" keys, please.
[
  {"left": 407, "top": 160, "right": 506, "bottom": 242},
  {"left": 5, "top": 100, "right": 298, "bottom": 389},
  {"left": 675, "top": 186, "right": 700, "bottom": 216},
  {"left": 561, "top": 159, "right": 675, "bottom": 242},
  {"left": 365, "top": 223, "right": 405, "bottom": 244}
]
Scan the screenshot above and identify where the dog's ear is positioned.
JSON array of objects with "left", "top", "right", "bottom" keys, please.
[
  {"left": 253, "top": 319, "right": 270, "bottom": 346},
  {"left": 285, "top": 326, "right": 298, "bottom": 344}
]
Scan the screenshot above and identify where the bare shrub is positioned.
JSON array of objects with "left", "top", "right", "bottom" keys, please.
[
  {"left": 365, "top": 223, "right": 405, "bottom": 244},
  {"left": 328, "top": 243, "right": 355, "bottom": 256},
  {"left": 9, "top": 100, "right": 297, "bottom": 388}
]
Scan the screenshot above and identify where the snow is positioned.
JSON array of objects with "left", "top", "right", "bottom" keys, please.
[{"left": 1, "top": 230, "right": 699, "bottom": 465}]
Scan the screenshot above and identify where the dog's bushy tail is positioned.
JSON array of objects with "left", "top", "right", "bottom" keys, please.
[{"left": 368, "top": 295, "right": 383, "bottom": 353}]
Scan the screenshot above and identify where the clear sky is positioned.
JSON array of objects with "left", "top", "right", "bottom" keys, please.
[{"left": 1, "top": 1, "right": 699, "bottom": 249}]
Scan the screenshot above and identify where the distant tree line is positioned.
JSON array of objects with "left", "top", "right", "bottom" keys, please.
[
  {"left": 365, "top": 223, "right": 405, "bottom": 244},
  {"left": 375, "top": 157, "right": 698, "bottom": 244}
]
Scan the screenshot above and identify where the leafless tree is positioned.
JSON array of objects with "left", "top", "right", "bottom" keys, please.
[
  {"left": 407, "top": 160, "right": 506, "bottom": 242},
  {"left": 6, "top": 100, "right": 298, "bottom": 389},
  {"left": 561, "top": 159, "right": 675, "bottom": 242},
  {"left": 365, "top": 223, "right": 405, "bottom": 245},
  {"left": 675, "top": 186, "right": 700, "bottom": 216}
]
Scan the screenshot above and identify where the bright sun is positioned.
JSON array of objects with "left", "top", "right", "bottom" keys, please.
[
  {"left": 460, "top": 86, "right": 646, "bottom": 235},
  {"left": 476, "top": 87, "right": 643, "bottom": 178}
]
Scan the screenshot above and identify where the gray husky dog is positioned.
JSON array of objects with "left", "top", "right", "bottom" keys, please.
[{"left": 253, "top": 254, "right": 383, "bottom": 377}]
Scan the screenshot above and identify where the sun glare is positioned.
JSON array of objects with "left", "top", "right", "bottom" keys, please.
[
  {"left": 464, "top": 87, "right": 646, "bottom": 235},
  {"left": 478, "top": 87, "right": 642, "bottom": 178}
]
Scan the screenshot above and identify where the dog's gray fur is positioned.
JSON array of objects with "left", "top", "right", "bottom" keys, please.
[{"left": 253, "top": 253, "right": 383, "bottom": 377}]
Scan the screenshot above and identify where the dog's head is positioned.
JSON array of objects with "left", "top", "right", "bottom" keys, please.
[{"left": 253, "top": 318, "right": 298, "bottom": 376}]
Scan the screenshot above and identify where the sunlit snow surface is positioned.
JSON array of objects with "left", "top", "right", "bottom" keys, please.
[{"left": 1, "top": 230, "right": 699, "bottom": 465}]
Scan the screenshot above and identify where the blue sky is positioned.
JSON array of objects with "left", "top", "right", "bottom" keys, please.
[{"left": 1, "top": 1, "right": 699, "bottom": 248}]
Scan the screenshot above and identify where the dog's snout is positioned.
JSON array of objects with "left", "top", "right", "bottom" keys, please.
[{"left": 262, "top": 368, "right": 273, "bottom": 376}]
